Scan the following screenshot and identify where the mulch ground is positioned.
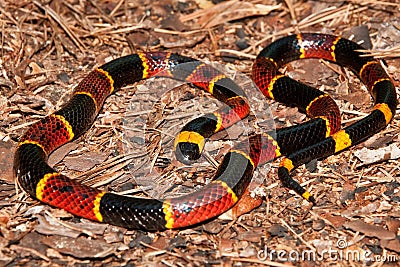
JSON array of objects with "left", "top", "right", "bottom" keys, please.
[{"left": 1, "top": 0, "right": 400, "bottom": 266}]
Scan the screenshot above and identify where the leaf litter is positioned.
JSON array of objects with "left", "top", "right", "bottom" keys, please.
[{"left": 0, "top": 0, "right": 399, "bottom": 266}]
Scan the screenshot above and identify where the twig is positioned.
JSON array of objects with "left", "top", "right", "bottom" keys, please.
[
  {"left": 284, "top": 0, "right": 297, "bottom": 24},
  {"left": 10, "top": 245, "right": 51, "bottom": 262},
  {"left": 33, "top": 1, "right": 86, "bottom": 52},
  {"left": 280, "top": 218, "right": 316, "bottom": 252}
]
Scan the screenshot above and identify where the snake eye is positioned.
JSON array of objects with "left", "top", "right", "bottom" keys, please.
[{"left": 175, "top": 142, "right": 201, "bottom": 165}]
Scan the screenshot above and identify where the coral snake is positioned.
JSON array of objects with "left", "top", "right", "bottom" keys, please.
[{"left": 14, "top": 33, "right": 397, "bottom": 230}]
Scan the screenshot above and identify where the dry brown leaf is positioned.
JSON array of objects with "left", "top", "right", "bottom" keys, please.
[
  {"left": 320, "top": 213, "right": 348, "bottom": 229},
  {"left": 344, "top": 220, "right": 396, "bottom": 240},
  {"left": 40, "top": 236, "right": 116, "bottom": 259},
  {"left": 0, "top": 140, "right": 15, "bottom": 183},
  {"left": 341, "top": 202, "right": 380, "bottom": 218},
  {"left": 48, "top": 142, "right": 79, "bottom": 167},
  {"left": 182, "top": 1, "right": 281, "bottom": 28},
  {"left": 386, "top": 218, "right": 400, "bottom": 233},
  {"left": 354, "top": 143, "right": 400, "bottom": 166},
  {"left": 63, "top": 151, "right": 110, "bottom": 172},
  {"left": 380, "top": 238, "right": 400, "bottom": 253}
]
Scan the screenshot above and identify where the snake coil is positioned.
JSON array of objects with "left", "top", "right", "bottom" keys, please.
[{"left": 14, "top": 33, "right": 397, "bottom": 230}]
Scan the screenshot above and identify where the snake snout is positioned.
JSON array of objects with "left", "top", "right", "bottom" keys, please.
[{"left": 175, "top": 142, "right": 201, "bottom": 165}]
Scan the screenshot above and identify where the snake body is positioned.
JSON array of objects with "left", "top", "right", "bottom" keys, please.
[{"left": 14, "top": 33, "right": 397, "bottom": 230}]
